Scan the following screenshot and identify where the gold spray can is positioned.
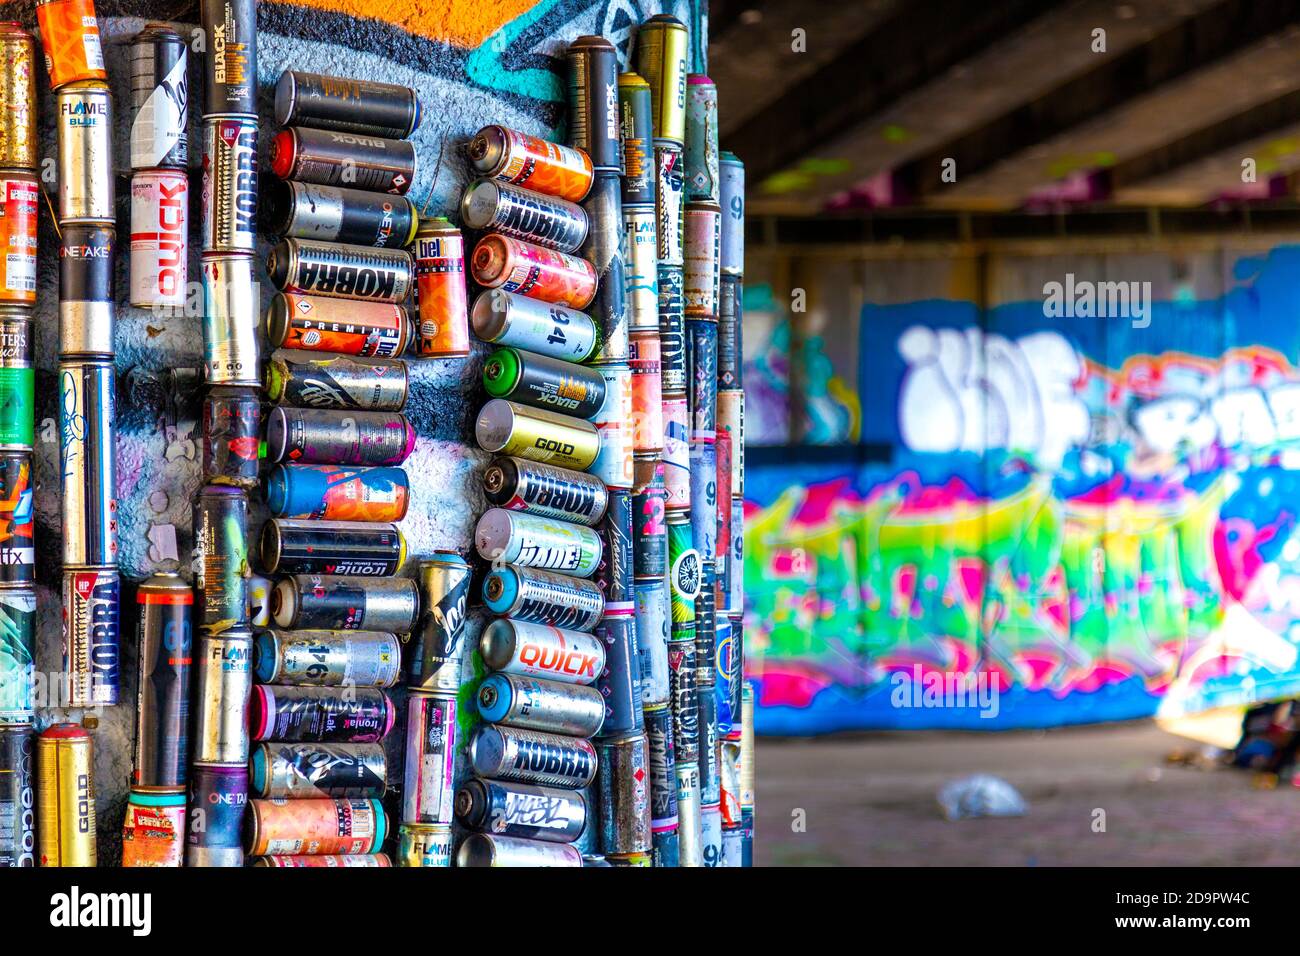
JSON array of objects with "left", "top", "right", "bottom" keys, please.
[
  {"left": 634, "top": 14, "right": 688, "bottom": 145},
  {"left": 0, "top": 22, "right": 38, "bottom": 169},
  {"left": 37, "top": 723, "right": 97, "bottom": 866}
]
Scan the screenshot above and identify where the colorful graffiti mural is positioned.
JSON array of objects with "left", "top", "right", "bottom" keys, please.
[{"left": 748, "top": 243, "right": 1300, "bottom": 735}]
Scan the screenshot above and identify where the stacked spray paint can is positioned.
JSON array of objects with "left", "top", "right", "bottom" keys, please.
[
  {"left": 566, "top": 34, "right": 657, "bottom": 868},
  {"left": 260, "top": 68, "right": 431, "bottom": 866},
  {"left": 634, "top": 13, "right": 708, "bottom": 868},
  {"left": 716, "top": 149, "right": 750, "bottom": 867},
  {"left": 682, "top": 68, "right": 725, "bottom": 867},
  {"left": 0, "top": 20, "right": 39, "bottom": 869},
  {"left": 461, "top": 115, "right": 609, "bottom": 866},
  {"left": 117, "top": 23, "right": 194, "bottom": 869},
  {"left": 37, "top": 0, "right": 115, "bottom": 867},
  {"left": 185, "top": 0, "right": 260, "bottom": 868}
]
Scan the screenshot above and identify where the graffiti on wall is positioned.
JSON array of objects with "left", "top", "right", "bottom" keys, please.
[{"left": 747, "top": 244, "right": 1300, "bottom": 734}]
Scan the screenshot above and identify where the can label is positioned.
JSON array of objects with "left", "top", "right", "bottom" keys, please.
[
  {"left": 276, "top": 239, "right": 414, "bottom": 302},
  {"left": 410, "top": 557, "right": 472, "bottom": 693},
  {"left": 0, "top": 456, "right": 35, "bottom": 583},
  {"left": 655, "top": 144, "right": 685, "bottom": 265},
  {"left": 689, "top": 442, "right": 718, "bottom": 564},
  {"left": 684, "top": 204, "right": 721, "bottom": 317},
  {"left": 471, "top": 125, "right": 594, "bottom": 203},
  {"left": 62, "top": 570, "right": 120, "bottom": 707},
  {"left": 260, "top": 631, "right": 402, "bottom": 688},
  {"left": 731, "top": 498, "right": 744, "bottom": 613},
  {"left": 624, "top": 207, "right": 658, "bottom": 331},
  {"left": 57, "top": 87, "right": 113, "bottom": 221},
  {"left": 404, "top": 694, "right": 457, "bottom": 825},
  {"left": 685, "top": 80, "right": 720, "bottom": 203},
  {"left": 202, "top": 118, "right": 258, "bottom": 253},
  {"left": 59, "top": 363, "right": 118, "bottom": 565},
  {"left": 662, "top": 397, "right": 691, "bottom": 510},
  {"left": 130, "top": 40, "right": 188, "bottom": 169},
  {"left": 186, "top": 766, "right": 247, "bottom": 860},
  {"left": 718, "top": 274, "right": 743, "bottom": 389},
  {"left": 635, "top": 580, "right": 670, "bottom": 706},
  {"left": 645, "top": 704, "right": 678, "bottom": 827},
  {"left": 486, "top": 457, "right": 608, "bottom": 526},
  {"left": 253, "top": 686, "right": 393, "bottom": 744},
  {"left": 668, "top": 519, "right": 700, "bottom": 626},
  {"left": 414, "top": 228, "right": 470, "bottom": 358},
  {"left": 251, "top": 797, "right": 383, "bottom": 856},
  {"left": 202, "top": 256, "right": 259, "bottom": 385},
  {"left": 472, "top": 290, "right": 598, "bottom": 362},
  {"left": 462, "top": 181, "right": 588, "bottom": 253},
  {"left": 687, "top": 318, "right": 718, "bottom": 441},
  {"left": 131, "top": 171, "right": 189, "bottom": 308},
  {"left": 0, "top": 360, "right": 34, "bottom": 450},
  {"left": 595, "top": 489, "right": 633, "bottom": 605},
  {"left": 271, "top": 293, "right": 410, "bottom": 356},
  {"left": 484, "top": 567, "right": 605, "bottom": 632},
  {"left": 193, "top": 633, "right": 253, "bottom": 764},
  {"left": 204, "top": 0, "right": 257, "bottom": 115},
  {"left": 477, "top": 510, "right": 603, "bottom": 577},
  {"left": 658, "top": 264, "right": 686, "bottom": 393},
  {"left": 269, "top": 464, "right": 409, "bottom": 522},
  {"left": 590, "top": 366, "right": 634, "bottom": 489},
  {"left": 0, "top": 728, "right": 36, "bottom": 864},
  {"left": 122, "top": 800, "right": 185, "bottom": 867},
  {"left": 668, "top": 639, "right": 699, "bottom": 762},
  {"left": 0, "top": 176, "right": 37, "bottom": 304},
  {"left": 0, "top": 591, "right": 35, "bottom": 721},
  {"left": 629, "top": 332, "right": 664, "bottom": 452},
  {"left": 268, "top": 352, "right": 408, "bottom": 412},
  {"left": 471, "top": 235, "right": 597, "bottom": 310},
  {"left": 595, "top": 609, "right": 643, "bottom": 737},
  {"left": 37, "top": 0, "right": 106, "bottom": 88},
  {"left": 632, "top": 467, "right": 668, "bottom": 579},
  {"left": 481, "top": 619, "right": 605, "bottom": 684}
]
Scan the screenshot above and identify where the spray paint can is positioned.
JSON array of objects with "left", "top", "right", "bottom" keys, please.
[
  {"left": 247, "top": 797, "right": 386, "bottom": 856},
  {"left": 478, "top": 673, "right": 605, "bottom": 737},
  {"left": 479, "top": 617, "right": 605, "bottom": 685},
  {"left": 684, "top": 202, "right": 721, "bottom": 318},
  {"left": 628, "top": 331, "right": 664, "bottom": 452},
  {"left": 267, "top": 293, "right": 411, "bottom": 357},
  {"left": 0, "top": 589, "right": 34, "bottom": 722},
  {"left": 654, "top": 143, "right": 684, "bottom": 265},
  {"left": 253, "top": 629, "right": 402, "bottom": 687},
  {"left": 595, "top": 608, "right": 642, "bottom": 737},
  {"left": 402, "top": 691, "right": 457, "bottom": 825},
  {"left": 618, "top": 72, "right": 655, "bottom": 206},
  {"left": 250, "top": 685, "right": 395, "bottom": 743},
  {"left": 471, "top": 289, "right": 598, "bottom": 363},
  {"left": 484, "top": 346, "right": 605, "bottom": 419},
  {"left": 201, "top": 0, "right": 257, "bottom": 115},
  {"left": 409, "top": 552, "right": 472, "bottom": 693},
  {"left": 475, "top": 508, "right": 603, "bottom": 577},
  {"left": 130, "top": 169, "right": 189, "bottom": 310},
  {"left": 658, "top": 265, "right": 686, "bottom": 393},
  {"left": 201, "top": 386, "right": 260, "bottom": 487},
  {"left": 684, "top": 76, "right": 719, "bottom": 203},
  {"left": 645, "top": 702, "right": 678, "bottom": 852},
  {"left": 271, "top": 127, "right": 416, "bottom": 195},
  {"left": 719, "top": 387, "right": 745, "bottom": 494},
  {"left": 201, "top": 115, "right": 258, "bottom": 253},
  {"left": 476, "top": 398, "right": 600, "bottom": 471},
  {"left": 455, "top": 778, "right": 587, "bottom": 843},
  {"left": 265, "top": 350, "right": 409, "bottom": 411},
  {"left": 192, "top": 630, "right": 253, "bottom": 764},
  {"left": 129, "top": 24, "right": 187, "bottom": 169},
  {"left": 687, "top": 318, "right": 718, "bottom": 441},
  {"left": 413, "top": 216, "right": 470, "bottom": 358},
  {"left": 59, "top": 224, "right": 114, "bottom": 356},
  {"left": 264, "top": 406, "right": 416, "bottom": 467},
  {"left": 274, "top": 70, "right": 420, "bottom": 139},
  {"left": 566, "top": 35, "right": 621, "bottom": 171},
  {"left": 471, "top": 234, "right": 597, "bottom": 311},
  {"left": 0, "top": 455, "right": 34, "bottom": 584},
  {"left": 59, "top": 362, "right": 117, "bottom": 565},
  {"left": 397, "top": 823, "right": 453, "bottom": 867},
  {"left": 0, "top": 173, "right": 37, "bottom": 306},
  {"left": 268, "top": 238, "right": 414, "bottom": 303},
  {"left": 718, "top": 274, "right": 743, "bottom": 389},
  {"left": 0, "top": 23, "right": 38, "bottom": 170},
  {"left": 635, "top": 14, "right": 688, "bottom": 144},
  {"left": 624, "top": 206, "right": 658, "bottom": 337},
  {"left": 133, "top": 573, "right": 193, "bottom": 789},
  {"left": 0, "top": 726, "right": 36, "bottom": 866},
  {"left": 267, "top": 180, "right": 418, "bottom": 248},
  {"left": 457, "top": 832, "right": 582, "bottom": 867},
  {"left": 467, "top": 724, "right": 598, "bottom": 789},
  {"left": 484, "top": 456, "right": 608, "bottom": 526},
  {"left": 36, "top": 724, "right": 96, "bottom": 867},
  {"left": 260, "top": 518, "right": 406, "bottom": 577},
  {"left": 59, "top": 569, "right": 119, "bottom": 707},
  {"left": 596, "top": 488, "right": 634, "bottom": 605},
  {"left": 482, "top": 565, "right": 605, "bottom": 632},
  {"left": 271, "top": 573, "right": 418, "bottom": 632},
  {"left": 676, "top": 762, "right": 702, "bottom": 866},
  {"left": 266, "top": 464, "right": 410, "bottom": 522},
  {"left": 251, "top": 742, "right": 386, "bottom": 799},
  {"left": 719, "top": 151, "right": 745, "bottom": 275},
  {"left": 185, "top": 763, "right": 247, "bottom": 867},
  {"left": 462, "top": 180, "right": 588, "bottom": 253},
  {"left": 669, "top": 635, "right": 699, "bottom": 766},
  {"left": 121, "top": 790, "right": 186, "bottom": 867},
  {"left": 596, "top": 732, "right": 653, "bottom": 856},
  {"left": 581, "top": 171, "right": 627, "bottom": 362},
  {"left": 201, "top": 253, "right": 260, "bottom": 386},
  {"left": 56, "top": 82, "right": 112, "bottom": 221},
  {"left": 193, "top": 484, "right": 249, "bottom": 632},
  {"left": 662, "top": 396, "right": 691, "bottom": 510},
  {"left": 635, "top": 578, "right": 670, "bottom": 705},
  {"left": 468, "top": 124, "right": 594, "bottom": 202},
  {"left": 590, "top": 364, "right": 634, "bottom": 489}
]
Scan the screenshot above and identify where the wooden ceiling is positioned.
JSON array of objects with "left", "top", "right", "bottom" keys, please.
[{"left": 710, "top": 0, "right": 1300, "bottom": 215}]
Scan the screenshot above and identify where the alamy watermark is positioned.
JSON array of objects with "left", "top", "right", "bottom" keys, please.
[
  {"left": 889, "top": 664, "right": 1000, "bottom": 719},
  {"left": 1043, "top": 273, "right": 1152, "bottom": 329}
]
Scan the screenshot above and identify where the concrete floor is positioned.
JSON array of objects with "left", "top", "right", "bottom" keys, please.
[{"left": 754, "top": 721, "right": 1300, "bottom": 866}]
